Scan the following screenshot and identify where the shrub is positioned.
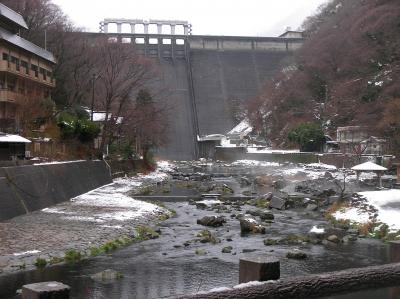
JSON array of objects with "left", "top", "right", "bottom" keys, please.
[
  {"left": 34, "top": 258, "right": 47, "bottom": 268},
  {"left": 64, "top": 249, "right": 82, "bottom": 263},
  {"left": 288, "top": 122, "right": 325, "bottom": 152}
]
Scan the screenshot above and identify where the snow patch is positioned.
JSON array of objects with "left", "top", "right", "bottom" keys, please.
[
  {"left": 334, "top": 190, "right": 400, "bottom": 230},
  {"left": 310, "top": 226, "right": 325, "bottom": 234},
  {"left": 13, "top": 250, "right": 41, "bottom": 256},
  {"left": 231, "top": 160, "right": 280, "bottom": 167}
]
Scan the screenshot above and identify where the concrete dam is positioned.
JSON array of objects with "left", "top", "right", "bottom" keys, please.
[{"left": 98, "top": 20, "right": 304, "bottom": 160}]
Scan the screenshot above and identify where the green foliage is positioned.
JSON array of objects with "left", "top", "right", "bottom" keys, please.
[
  {"left": 135, "top": 226, "right": 160, "bottom": 241},
  {"left": 57, "top": 112, "right": 100, "bottom": 142},
  {"left": 64, "top": 249, "right": 82, "bottom": 264},
  {"left": 287, "top": 122, "right": 325, "bottom": 152},
  {"left": 136, "top": 89, "right": 153, "bottom": 106},
  {"left": 34, "top": 258, "right": 47, "bottom": 268}
]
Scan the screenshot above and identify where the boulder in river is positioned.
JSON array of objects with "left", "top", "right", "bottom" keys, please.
[
  {"left": 240, "top": 217, "right": 266, "bottom": 234},
  {"left": 286, "top": 250, "right": 307, "bottom": 259},
  {"left": 222, "top": 246, "right": 233, "bottom": 253},
  {"left": 326, "top": 235, "right": 341, "bottom": 243},
  {"left": 197, "top": 216, "right": 226, "bottom": 227},
  {"left": 269, "top": 196, "right": 286, "bottom": 210}
]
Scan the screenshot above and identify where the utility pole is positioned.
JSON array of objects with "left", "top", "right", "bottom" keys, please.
[{"left": 90, "top": 74, "right": 96, "bottom": 121}]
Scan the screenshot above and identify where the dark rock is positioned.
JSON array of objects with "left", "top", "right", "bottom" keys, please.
[
  {"left": 242, "top": 249, "right": 257, "bottom": 253},
  {"left": 240, "top": 177, "right": 252, "bottom": 186},
  {"left": 263, "top": 239, "right": 278, "bottom": 246},
  {"left": 269, "top": 196, "right": 286, "bottom": 210},
  {"left": 222, "top": 246, "right": 233, "bottom": 253},
  {"left": 286, "top": 250, "right": 307, "bottom": 259},
  {"left": 197, "top": 230, "right": 220, "bottom": 244},
  {"left": 260, "top": 211, "right": 275, "bottom": 221},
  {"left": 197, "top": 216, "right": 226, "bottom": 227},
  {"left": 327, "top": 235, "right": 340, "bottom": 243},
  {"left": 306, "top": 204, "right": 318, "bottom": 211}
]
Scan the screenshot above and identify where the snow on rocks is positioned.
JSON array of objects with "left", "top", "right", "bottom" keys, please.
[
  {"left": 231, "top": 160, "right": 280, "bottom": 167},
  {"left": 334, "top": 190, "right": 400, "bottom": 231}
]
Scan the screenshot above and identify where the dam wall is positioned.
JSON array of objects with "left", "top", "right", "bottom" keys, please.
[{"left": 88, "top": 33, "right": 302, "bottom": 160}]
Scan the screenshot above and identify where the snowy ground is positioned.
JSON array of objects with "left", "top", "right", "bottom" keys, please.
[
  {"left": 335, "top": 190, "right": 400, "bottom": 231},
  {"left": 0, "top": 161, "right": 174, "bottom": 274}
]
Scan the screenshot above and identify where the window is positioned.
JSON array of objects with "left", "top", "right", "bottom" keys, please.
[
  {"left": 2, "top": 53, "right": 8, "bottom": 61},
  {"left": 11, "top": 56, "right": 20, "bottom": 71},
  {"left": 31, "top": 64, "right": 38, "bottom": 77},
  {"left": 40, "top": 67, "right": 46, "bottom": 80},
  {"left": 21, "top": 60, "right": 29, "bottom": 74}
]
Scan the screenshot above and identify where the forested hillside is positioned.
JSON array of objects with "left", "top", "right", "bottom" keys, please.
[{"left": 249, "top": 0, "right": 400, "bottom": 153}]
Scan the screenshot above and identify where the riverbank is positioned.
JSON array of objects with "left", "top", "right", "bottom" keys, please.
[
  {"left": 0, "top": 159, "right": 395, "bottom": 298},
  {"left": 0, "top": 161, "right": 175, "bottom": 275}
]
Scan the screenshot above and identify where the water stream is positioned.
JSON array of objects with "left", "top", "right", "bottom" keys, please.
[{"left": 0, "top": 163, "right": 397, "bottom": 298}]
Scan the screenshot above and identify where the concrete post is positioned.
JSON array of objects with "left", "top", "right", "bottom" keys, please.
[
  {"left": 117, "top": 23, "right": 122, "bottom": 34},
  {"left": 22, "top": 281, "right": 70, "bottom": 299},
  {"left": 239, "top": 256, "right": 280, "bottom": 283},
  {"left": 130, "top": 23, "right": 135, "bottom": 34},
  {"left": 144, "top": 24, "right": 149, "bottom": 34},
  {"left": 157, "top": 24, "right": 162, "bottom": 35},
  {"left": 171, "top": 25, "right": 176, "bottom": 35},
  {"left": 389, "top": 241, "right": 400, "bottom": 262}
]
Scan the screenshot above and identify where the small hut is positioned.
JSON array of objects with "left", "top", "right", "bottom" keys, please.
[
  {"left": 0, "top": 133, "right": 31, "bottom": 160},
  {"left": 351, "top": 161, "right": 387, "bottom": 187}
]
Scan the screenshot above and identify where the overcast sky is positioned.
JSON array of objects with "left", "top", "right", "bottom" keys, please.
[{"left": 52, "top": 0, "right": 328, "bottom": 36}]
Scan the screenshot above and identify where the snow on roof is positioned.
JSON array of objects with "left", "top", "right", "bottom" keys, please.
[
  {"left": 197, "top": 134, "right": 225, "bottom": 141},
  {"left": 351, "top": 161, "right": 387, "bottom": 171},
  {"left": 227, "top": 119, "right": 253, "bottom": 136},
  {"left": 85, "top": 109, "right": 123, "bottom": 124},
  {"left": 0, "top": 133, "right": 31, "bottom": 143}
]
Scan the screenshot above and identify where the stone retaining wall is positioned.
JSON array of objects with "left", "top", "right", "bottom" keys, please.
[{"left": 0, "top": 160, "right": 112, "bottom": 221}]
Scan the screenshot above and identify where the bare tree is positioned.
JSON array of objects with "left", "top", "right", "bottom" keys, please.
[{"left": 91, "top": 40, "right": 159, "bottom": 156}]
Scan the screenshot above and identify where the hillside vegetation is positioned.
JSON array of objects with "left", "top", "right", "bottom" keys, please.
[{"left": 249, "top": 0, "right": 400, "bottom": 154}]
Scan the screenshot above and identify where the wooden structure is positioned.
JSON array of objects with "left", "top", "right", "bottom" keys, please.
[{"left": 351, "top": 161, "right": 387, "bottom": 187}]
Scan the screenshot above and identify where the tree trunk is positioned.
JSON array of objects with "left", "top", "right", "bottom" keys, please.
[{"left": 176, "top": 262, "right": 400, "bottom": 299}]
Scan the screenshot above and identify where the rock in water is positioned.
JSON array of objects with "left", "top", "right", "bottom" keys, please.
[
  {"left": 240, "top": 218, "right": 266, "bottom": 234},
  {"left": 269, "top": 196, "right": 286, "bottom": 210},
  {"left": 286, "top": 250, "right": 307, "bottom": 259},
  {"left": 327, "top": 235, "right": 340, "bottom": 243},
  {"left": 222, "top": 246, "right": 233, "bottom": 253},
  {"left": 197, "top": 216, "right": 226, "bottom": 227},
  {"left": 91, "top": 269, "right": 123, "bottom": 283},
  {"left": 306, "top": 203, "right": 318, "bottom": 211}
]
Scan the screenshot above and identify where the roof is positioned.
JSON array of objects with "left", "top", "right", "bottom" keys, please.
[
  {"left": 227, "top": 119, "right": 253, "bottom": 136},
  {"left": 0, "top": 3, "right": 28, "bottom": 30},
  {"left": 351, "top": 161, "right": 387, "bottom": 171},
  {"left": 0, "top": 133, "right": 31, "bottom": 143},
  {"left": 0, "top": 27, "right": 56, "bottom": 63},
  {"left": 197, "top": 134, "right": 225, "bottom": 141}
]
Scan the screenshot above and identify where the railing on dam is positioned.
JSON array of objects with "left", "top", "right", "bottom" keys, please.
[{"left": 90, "top": 32, "right": 304, "bottom": 58}]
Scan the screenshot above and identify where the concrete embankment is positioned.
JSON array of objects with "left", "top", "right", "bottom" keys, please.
[{"left": 0, "top": 160, "right": 112, "bottom": 221}]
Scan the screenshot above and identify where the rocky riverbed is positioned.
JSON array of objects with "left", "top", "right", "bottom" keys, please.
[{"left": 0, "top": 159, "right": 395, "bottom": 298}]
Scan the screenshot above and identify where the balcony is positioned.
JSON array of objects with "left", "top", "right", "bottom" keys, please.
[
  {"left": 0, "top": 89, "right": 21, "bottom": 103},
  {"left": 0, "top": 60, "right": 55, "bottom": 88}
]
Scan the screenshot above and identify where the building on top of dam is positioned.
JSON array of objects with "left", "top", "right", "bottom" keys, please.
[{"left": 0, "top": 3, "right": 56, "bottom": 134}]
